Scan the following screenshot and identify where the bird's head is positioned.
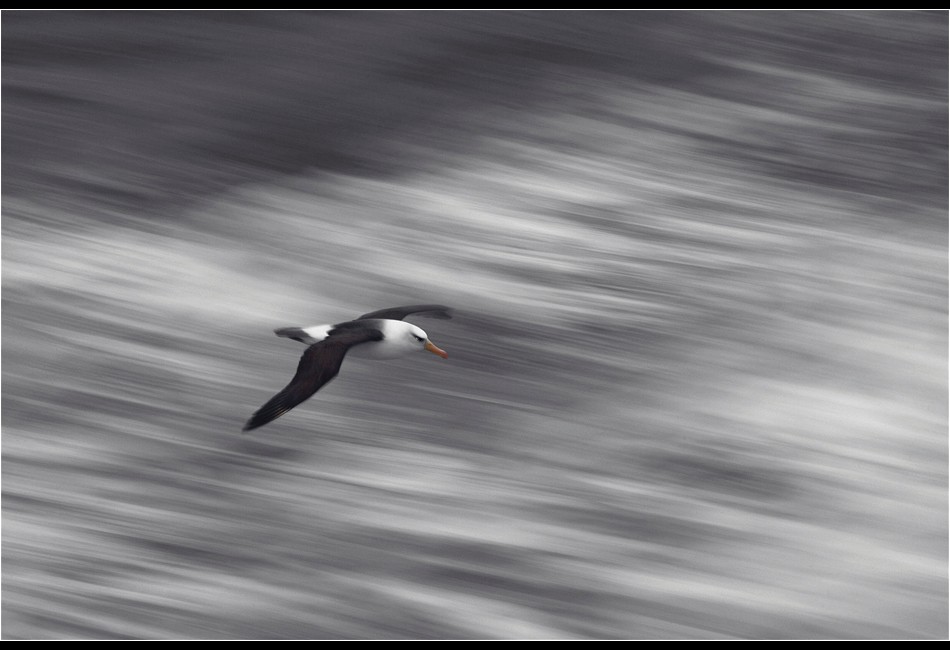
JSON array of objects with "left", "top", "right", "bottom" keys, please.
[{"left": 406, "top": 323, "right": 448, "bottom": 359}]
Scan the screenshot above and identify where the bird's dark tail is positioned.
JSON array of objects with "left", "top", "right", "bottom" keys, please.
[{"left": 274, "top": 327, "right": 319, "bottom": 345}]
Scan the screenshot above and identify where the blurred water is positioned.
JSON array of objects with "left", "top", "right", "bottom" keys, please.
[{"left": 2, "top": 11, "right": 947, "bottom": 640}]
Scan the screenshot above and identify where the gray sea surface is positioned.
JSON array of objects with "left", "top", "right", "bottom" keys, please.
[{"left": 2, "top": 10, "right": 947, "bottom": 639}]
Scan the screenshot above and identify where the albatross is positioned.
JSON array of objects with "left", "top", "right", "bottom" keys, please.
[{"left": 243, "top": 304, "right": 452, "bottom": 431}]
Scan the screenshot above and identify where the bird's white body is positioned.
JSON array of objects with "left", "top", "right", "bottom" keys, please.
[
  {"left": 296, "top": 320, "right": 430, "bottom": 359},
  {"left": 299, "top": 324, "right": 333, "bottom": 343}
]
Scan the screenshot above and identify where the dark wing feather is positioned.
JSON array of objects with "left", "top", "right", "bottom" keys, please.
[
  {"left": 243, "top": 328, "right": 382, "bottom": 432},
  {"left": 357, "top": 304, "right": 453, "bottom": 321}
]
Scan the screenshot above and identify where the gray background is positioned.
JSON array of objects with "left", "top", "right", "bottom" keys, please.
[{"left": 2, "top": 10, "right": 946, "bottom": 639}]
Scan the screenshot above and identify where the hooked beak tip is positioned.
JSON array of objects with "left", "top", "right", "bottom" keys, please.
[{"left": 424, "top": 340, "right": 448, "bottom": 359}]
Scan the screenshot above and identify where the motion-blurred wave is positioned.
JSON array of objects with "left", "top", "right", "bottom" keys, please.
[{"left": 2, "top": 11, "right": 946, "bottom": 639}]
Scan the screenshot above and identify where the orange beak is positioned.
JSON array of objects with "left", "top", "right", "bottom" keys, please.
[{"left": 424, "top": 340, "right": 448, "bottom": 359}]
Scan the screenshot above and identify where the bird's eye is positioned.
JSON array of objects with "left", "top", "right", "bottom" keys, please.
[{"left": 414, "top": 335, "right": 424, "bottom": 342}]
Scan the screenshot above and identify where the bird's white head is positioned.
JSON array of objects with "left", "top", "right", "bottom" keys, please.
[
  {"left": 405, "top": 322, "right": 448, "bottom": 359},
  {"left": 365, "top": 320, "right": 447, "bottom": 360}
]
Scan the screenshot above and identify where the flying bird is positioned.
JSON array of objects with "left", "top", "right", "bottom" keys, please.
[{"left": 243, "top": 304, "right": 452, "bottom": 431}]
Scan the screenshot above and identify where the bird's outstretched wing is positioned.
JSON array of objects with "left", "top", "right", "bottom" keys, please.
[
  {"left": 357, "top": 304, "right": 453, "bottom": 321},
  {"left": 243, "top": 327, "right": 383, "bottom": 432}
]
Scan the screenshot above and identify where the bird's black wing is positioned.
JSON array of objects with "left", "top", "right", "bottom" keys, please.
[
  {"left": 243, "top": 327, "right": 383, "bottom": 432},
  {"left": 357, "top": 304, "right": 453, "bottom": 321}
]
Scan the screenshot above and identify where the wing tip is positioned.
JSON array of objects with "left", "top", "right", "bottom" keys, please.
[
  {"left": 243, "top": 400, "right": 294, "bottom": 432},
  {"left": 242, "top": 409, "right": 279, "bottom": 432},
  {"left": 242, "top": 415, "right": 264, "bottom": 432}
]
